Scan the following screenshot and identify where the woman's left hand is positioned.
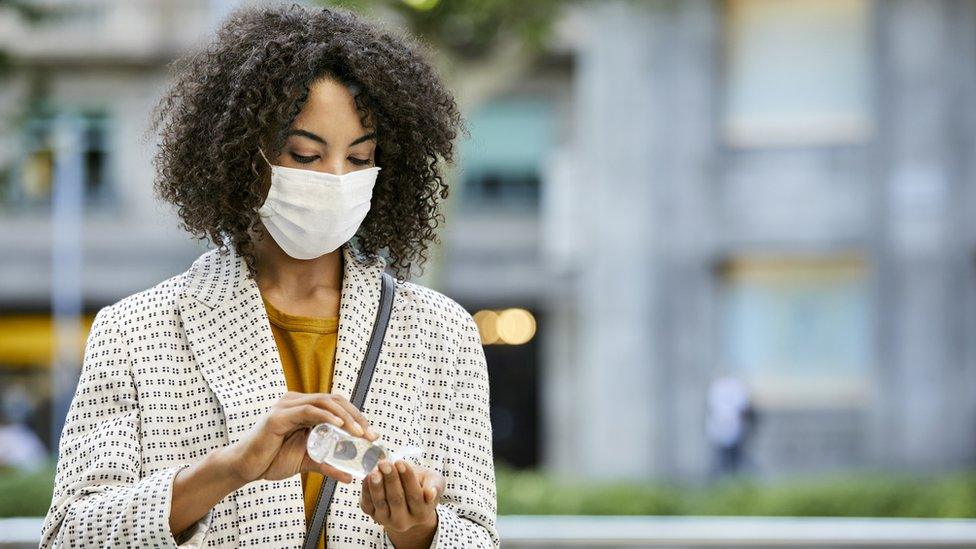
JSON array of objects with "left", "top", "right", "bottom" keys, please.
[{"left": 360, "top": 458, "right": 445, "bottom": 536}]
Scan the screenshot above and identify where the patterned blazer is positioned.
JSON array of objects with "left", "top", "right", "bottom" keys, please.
[{"left": 40, "top": 242, "right": 499, "bottom": 548}]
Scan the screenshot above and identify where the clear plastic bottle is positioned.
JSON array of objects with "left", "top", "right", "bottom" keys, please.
[{"left": 306, "top": 422, "right": 422, "bottom": 480}]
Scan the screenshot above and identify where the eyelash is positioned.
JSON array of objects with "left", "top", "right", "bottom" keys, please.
[{"left": 290, "top": 153, "right": 372, "bottom": 166}]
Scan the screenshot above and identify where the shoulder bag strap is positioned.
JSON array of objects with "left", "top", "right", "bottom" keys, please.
[{"left": 303, "top": 270, "right": 396, "bottom": 549}]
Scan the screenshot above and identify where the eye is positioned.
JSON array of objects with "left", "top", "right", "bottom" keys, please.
[
  {"left": 290, "top": 152, "right": 317, "bottom": 164},
  {"left": 349, "top": 157, "right": 373, "bottom": 166}
]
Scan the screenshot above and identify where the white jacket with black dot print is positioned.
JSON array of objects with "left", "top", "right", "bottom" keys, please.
[{"left": 40, "top": 241, "right": 499, "bottom": 548}]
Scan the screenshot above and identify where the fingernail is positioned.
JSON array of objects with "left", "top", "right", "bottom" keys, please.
[
  {"left": 372, "top": 471, "right": 382, "bottom": 483},
  {"left": 352, "top": 424, "right": 364, "bottom": 435},
  {"left": 396, "top": 461, "right": 406, "bottom": 473},
  {"left": 367, "top": 428, "right": 379, "bottom": 439},
  {"left": 380, "top": 462, "right": 392, "bottom": 474},
  {"left": 332, "top": 417, "right": 344, "bottom": 426}
]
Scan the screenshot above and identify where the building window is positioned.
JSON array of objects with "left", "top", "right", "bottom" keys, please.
[
  {"left": 459, "top": 97, "right": 554, "bottom": 211},
  {"left": 717, "top": 255, "right": 871, "bottom": 407},
  {"left": 722, "top": 0, "right": 873, "bottom": 147},
  {"left": 6, "top": 110, "right": 112, "bottom": 209}
]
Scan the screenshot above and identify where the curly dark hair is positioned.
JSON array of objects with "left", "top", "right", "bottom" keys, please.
[{"left": 146, "top": 3, "right": 466, "bottom": 280}]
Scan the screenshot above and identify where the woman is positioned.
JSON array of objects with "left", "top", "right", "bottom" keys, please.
[{"left": 40, "top": 4, "right": 497, "bottom": 548}]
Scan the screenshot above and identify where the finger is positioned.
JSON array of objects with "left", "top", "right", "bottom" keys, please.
[
  {"left": 313, "top": 461, "right": 353, "bottom": 484},
  {"left": 286, "top": 394, "right": 362, "bottom": 436},
  {"left": 273, "top": 404, "right": 343, "bottom": 435},
  {"left": 280, "top": 390, "right": 303, "bottom": 401},
  {"left": 367, "top": 468, "right": 390, "bottom": 522},
  {"left": 380, "top": 459, "right": 409, "bottom": 524},
  {"left": 360, "top": 477, "right": 376, "bottom": 516},
  {"left": 396, "top": 460, "right": 426, "bottom": 515},
  {"left": 328, "top": 395, "right": 377, "bottom": 440},
  {"left": 420, "top": 471, "right": 445, "bottom": 504},
  {"left": 419, "top": 476, "right": 435, "bottom": 504}
]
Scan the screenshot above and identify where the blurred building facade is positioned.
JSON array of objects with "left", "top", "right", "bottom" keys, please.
[
  {"left": 446, "top": 0, "right": 976, "bottom": 481},
  {"left": 541, "top": 0, "right": 976, "bottom": 480},
  {"left": 1, "top": 0, "right": 974, "bottom": 482}
]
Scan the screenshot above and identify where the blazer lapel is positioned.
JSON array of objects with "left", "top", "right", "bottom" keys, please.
[{"left": 177, "top": 240, "right": 387, "bottom": 546}]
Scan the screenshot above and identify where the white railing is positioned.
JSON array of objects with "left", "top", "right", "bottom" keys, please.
[{"left": 497, "top": 516, "right": 976, "bottom": 547}]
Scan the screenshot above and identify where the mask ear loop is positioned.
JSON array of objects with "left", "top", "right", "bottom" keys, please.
[
  {"left": 255, "top": 148, "right": 274, "bottom": 219},
  {"left": 258, "top": 147, "right": 273, "bottom": 168}
]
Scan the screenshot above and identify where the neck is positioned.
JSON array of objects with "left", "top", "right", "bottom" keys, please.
[{"left": 252, "top": 226, "right": 344, "bottom": 300}]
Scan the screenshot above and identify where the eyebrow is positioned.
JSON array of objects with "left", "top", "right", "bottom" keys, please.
[{"left": 287, "top": 128, "right": 376, "bottom": 147}]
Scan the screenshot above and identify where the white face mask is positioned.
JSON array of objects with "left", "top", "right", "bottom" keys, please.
[{"left": 256, "top": 147, "right": 381, "bottom": 260}]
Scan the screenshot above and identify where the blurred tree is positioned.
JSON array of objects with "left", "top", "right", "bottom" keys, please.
[
  {"left": 319, "top": 0, "right": 572, "bottom": 108},
  {"left": 326, "top": 0, "right": 565, "bottom": 59}
]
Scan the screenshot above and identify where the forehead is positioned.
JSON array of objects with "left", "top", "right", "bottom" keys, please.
[{"left": 291, "top": 77, "right": 372, "bottom": 137}]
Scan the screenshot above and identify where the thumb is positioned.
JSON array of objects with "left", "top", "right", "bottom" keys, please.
[{"left": 319, "top": 463, "right": 354, "bottom": 484}]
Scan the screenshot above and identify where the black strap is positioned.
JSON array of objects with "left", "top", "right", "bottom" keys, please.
[{"left": 303, "top": 271, "right": 396, "bottom": 549}]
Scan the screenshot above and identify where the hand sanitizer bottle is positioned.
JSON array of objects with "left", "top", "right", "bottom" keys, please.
[{"left": 306, "top": 422, "right": 422, "bottom": 480}]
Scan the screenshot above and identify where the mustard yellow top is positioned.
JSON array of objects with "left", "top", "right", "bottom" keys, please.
[{"left": 261, "top": 293, "right": 339, "bottom": 549}]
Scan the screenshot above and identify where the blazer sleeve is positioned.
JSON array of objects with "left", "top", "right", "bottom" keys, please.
[
  {"left": 383, "top": 308, "right": 500, "bottom": 549},
  {"left": 39, "top": 304, "right": 212, "bottom": 549}
]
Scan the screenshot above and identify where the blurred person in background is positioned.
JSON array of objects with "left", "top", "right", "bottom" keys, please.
[
  {"left": 706, "top": 374, "right": 758, "bottom": 479},
  {"left": 40, "top": 4, "right": 497, "bottom": 548},
  {"left": 0, "top": 382, "right": 47, "bottom": 472}
]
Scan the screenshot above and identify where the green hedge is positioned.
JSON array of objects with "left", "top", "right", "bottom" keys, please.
[
  {"left": 494, "top": 463, "right": 976, "bottom": 518},
  {"left": 0, "top": 461, "right": 57, "bottom": 517},
  {"left": 3, "top": 461, "right": 974, "bottom": 518}
]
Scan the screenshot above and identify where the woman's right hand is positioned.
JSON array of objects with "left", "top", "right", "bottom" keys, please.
[{"left": 225, "top": 391, "right": 380, "bottom": 485}]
